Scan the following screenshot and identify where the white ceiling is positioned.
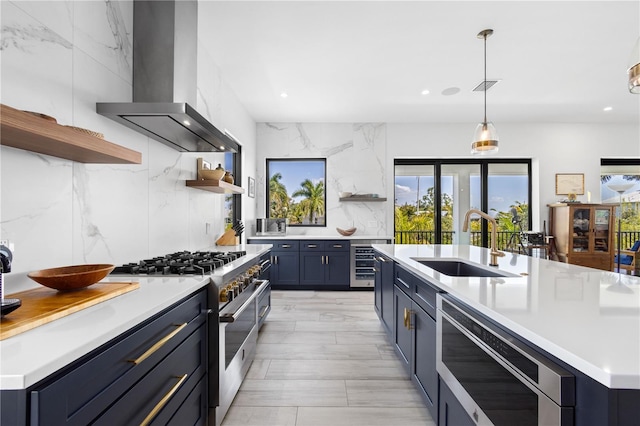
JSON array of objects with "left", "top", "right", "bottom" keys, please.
[{"left": 199, "top": 1, "right": 640, "bottom": 124}]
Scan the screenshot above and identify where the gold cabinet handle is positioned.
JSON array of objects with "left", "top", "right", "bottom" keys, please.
[
  {"left": 139, "top": 374, "right": 188, "bottom": 426},
  {"left": 308, "top": 244, "right": 318, "bottom": 248},
  {"left": 325, "top": 255, "right": 329, "bottom": 265},
  {"left": 282, "top": 244, "right": 291, "bottom": 248},
  {"left": 403, "top": 308, "right": 412, "bottom": 330},
  {"left": 128, "top": 323, "right": 187, "bottom": 365},
  {"left": 333, "top": 244, "right": 343, "bottom": 248}
]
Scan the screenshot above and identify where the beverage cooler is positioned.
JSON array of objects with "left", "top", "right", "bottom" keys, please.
[{"left": 350, "top": 239, "right": 392, "bottom": 288}]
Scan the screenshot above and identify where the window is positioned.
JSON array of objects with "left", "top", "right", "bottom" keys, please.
[
  {"left": 266, "top": 159, "right": 326, "bottom": 226},
  {"left": 394, "top": 159, "right": 531, "bottom": 251},
  {"left": 601, "top": 159, "right": 640, "bottom": 249},
  {"left": 224, "top": 150, "right": 241, "bottom": 230}
]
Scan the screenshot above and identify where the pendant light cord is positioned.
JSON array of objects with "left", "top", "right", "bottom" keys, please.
[{"left": 483, "top": 33, "right": 487, "bottom": 124}]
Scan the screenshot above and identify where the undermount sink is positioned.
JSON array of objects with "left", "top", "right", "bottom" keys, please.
[{"left": 412, "top": 258, "right": 515, "bottom": 278}]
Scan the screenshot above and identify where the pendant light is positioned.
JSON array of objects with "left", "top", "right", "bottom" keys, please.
[
  {"left": 471, "top": 29, "right": 499, "bottom": 155},
  {"left": 628, "top": 36, "right": 640, "bottom": 94}
]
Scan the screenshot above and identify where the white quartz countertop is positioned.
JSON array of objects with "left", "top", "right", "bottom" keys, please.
[
  {"left": 0, "top": 244, "right": 272, "bottom": 390},
  {"left": 248, "top": 235, "right": 394, "bottom": 241},
  {"left": 372, "top": 244, "right": 640, "bottom": 390}
]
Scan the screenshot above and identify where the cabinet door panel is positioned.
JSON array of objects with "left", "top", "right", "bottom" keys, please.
[
  {"left": 324, "top": 252, "right": 350, "bottom": 286},
  {"left": 393, "top": 285, "right": 412, "bottom": 375},
  {"left": 413, "top": 303, "right": 437, "bottom": 420},
  {"left": 439, "top": 379, "right": 474, "bottom": 426},
  {"left": 300, "top": 253, "right": 325, "bottom": 285},
  {"left": 272, "top": 252, "right": 300, "bottom": 285},
  {"left": 380, "top": 256, "right": 394, "bottom": 334}
]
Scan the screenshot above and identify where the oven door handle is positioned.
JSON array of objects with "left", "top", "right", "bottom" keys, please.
[{"left": 220, "top": 281, "right": 268, "bottom": 323}]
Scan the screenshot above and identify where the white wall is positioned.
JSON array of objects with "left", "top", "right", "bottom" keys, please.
[
  {"left": 256, "top": 121, "right": 640, "bottom": 237},
  {"left": 0, "top": 0, "right": 256, "bottom": 278}
]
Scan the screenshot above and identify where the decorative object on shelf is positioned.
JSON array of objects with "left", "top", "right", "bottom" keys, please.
[
  {"left": 248, "top": 176, "right": 256, "bottom": 198},
  {"left": 608, "top": 182, "right": 635, "bottom": 273},
  {"left": 197, "top": 158, "right": 226, "bottom": 180},
  {"left": 555, "top": 173, "right": 584, "bottom": 195},
  {"left": 22, "top": 111, "right": 57, "bottom": 123},
  {"left": 628, "top": 36, "right": 640, "bottom": 93},
  {"left": 337, "top": 227, "right": 357, "bottom": 236},
  {"left": 471, "top": 29, "right": 499, "bottom": 155},
  {"left": 27, "top": 264, "right": 115, "bottom": 291},
  {"left": 339, "top": 191, "right": 353, "bottom": 198},
  {"left": 223, "top": 171, "right": 234, "bottom": 184},
  {"left": 63, "top": 125, "right": 104, "bottom": 139}
]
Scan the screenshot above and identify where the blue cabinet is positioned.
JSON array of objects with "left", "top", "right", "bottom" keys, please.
[
  {"left": 300, "top": 241, "right": 350, "bottom": 288},
  {"left": 2, "top": 290, "right": 209, "bottom": 426},
  {"left": 391, "top": 264, "right": 439, "bottom": 422},
  {"left": 251, "top": 240, "right": 300, "bottom": 288},
  {"left": 374, "top": 252, "right": 394, "bottom": 335},
  {"left": 439, "top": 378, "right": 474, "bottom": 426}
]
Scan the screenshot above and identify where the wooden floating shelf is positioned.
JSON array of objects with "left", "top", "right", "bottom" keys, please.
[
  {"left": 340, "top": 197, "right": 387, "bottom": 202},
  {"left": 186, "top": 179, "right": 245, "bottom": 194},
  {"left": 0, "top": 104, "right": 142, "bottom": 164}
]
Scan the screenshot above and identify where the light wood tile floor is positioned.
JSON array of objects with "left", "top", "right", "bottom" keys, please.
[{"left": 221, "top": 290, "right": 435, "bottom": 426}]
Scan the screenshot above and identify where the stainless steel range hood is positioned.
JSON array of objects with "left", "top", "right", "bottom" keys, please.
[{"left": 96, "top": 0, "right": 239, "bottom": 153}]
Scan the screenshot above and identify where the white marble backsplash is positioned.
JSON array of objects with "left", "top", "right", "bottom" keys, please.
[
  {"left": 256, "top": 122, "right": 388, "bottom": 237},
  {"left": 0, "top": 1, "right": 254, "bottom": 280}
]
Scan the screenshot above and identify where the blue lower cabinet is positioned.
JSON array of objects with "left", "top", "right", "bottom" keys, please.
[
  {"left": 299, "top": 241, "right": 350, "bottom": 288},
  {"left": 15, "top": 290, "right": 209, "bottom": 426},
  {"left": 271, "top": 251, "right": 300, "bottom": 286},
  {"left": 439, "top": 379, "right": 474, "bottom": 426}
]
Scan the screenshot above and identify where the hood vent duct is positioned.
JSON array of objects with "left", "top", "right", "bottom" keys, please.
[{"left": 96, "top": 0, "right": 239, "bottom": 153}]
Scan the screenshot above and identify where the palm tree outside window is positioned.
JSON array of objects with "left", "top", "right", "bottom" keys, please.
[{"left": 266, "top": 159, "right": 327, "bottom": 226}]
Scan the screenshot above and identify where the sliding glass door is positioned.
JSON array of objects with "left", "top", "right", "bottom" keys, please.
[{"left": 394, "top": 159, "right": 531, "bottom": 249}]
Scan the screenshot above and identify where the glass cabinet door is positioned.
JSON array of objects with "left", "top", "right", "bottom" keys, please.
[
  {"left": 593, "top": 208, "right": 611, "bottom": 252},
  {"left": 572, "top": 208, "right": 591, "bottom": 252}
]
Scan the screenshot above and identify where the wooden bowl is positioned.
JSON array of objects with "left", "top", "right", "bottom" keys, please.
[
  {"left": 28, "top": 264, "right": 115, "bottom": 291},
  {"left": 337, "top": 227, "right": 357, "bottom": 236},
  {"left": 201, "top": 169, "right": 226, "bottom": 180}
]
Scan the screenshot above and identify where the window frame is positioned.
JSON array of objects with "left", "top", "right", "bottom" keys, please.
[{"left": 266, "top": 158, "right": 327, "bottom": 227}]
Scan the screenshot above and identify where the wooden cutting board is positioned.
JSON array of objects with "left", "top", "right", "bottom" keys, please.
[{"left": 0, "top": 282, "right": 139, "bottom": 340}]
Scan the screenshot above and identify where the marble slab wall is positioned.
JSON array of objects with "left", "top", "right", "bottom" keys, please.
[
  {"left": 0, "top": 1, "right": 254, "bottom": 278},
  {"left": 256, "top": 123, "right": 388, "bottom": 237}
]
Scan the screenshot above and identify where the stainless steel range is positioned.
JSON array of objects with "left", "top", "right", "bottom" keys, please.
[{"left": 110, "top": 249, "right": 271, "bottom": 426}]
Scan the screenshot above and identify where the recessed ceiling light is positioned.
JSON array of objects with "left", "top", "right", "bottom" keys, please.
[
  {"left": 441, "top": 87, "right": 461, "bottom": 96},
  {"left": 280, "top": 92, "right": 288, "bottom": 98},
  {"left": 421, "top": 89, "right": 430, "bottom": 95},
  {"left": 220, "top": 146, "right": 225, "bottom": 150},
  {"left": 603, "top": 106, "right": 613, "bottom": 112},
  {"left": 183, "top": 119, "right": 191, "bottom": 126}
]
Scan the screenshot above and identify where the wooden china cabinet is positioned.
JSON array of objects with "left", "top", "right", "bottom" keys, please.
[{"left": 549, "top": 203, "right": 615, "bottom": 271}]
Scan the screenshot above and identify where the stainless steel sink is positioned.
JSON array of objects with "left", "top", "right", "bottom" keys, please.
[{"left": 412, "top": 259, "right": 515, "bottom": 278}]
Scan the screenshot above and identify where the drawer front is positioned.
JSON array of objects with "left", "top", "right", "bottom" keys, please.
[
  {"left": 394, "top": 264, "right": 416, "bottom": 295},
  {"left": 323, "top": 241, "right": 350, "bottom": 252},
  {"left": 413, "top": 279, "right": 438, "bottom": 319},
  {"left": 300, "top": 241, "right": 325, "bottom": 251},
  {"left": 94, "top": 324, "right": 207, "bottom": 426},
  {"left": 272, "top": 240, "right": 300, "bottom": 251},
  {"left": 31, "top": 290, "right": 207, "bottom": 426}
]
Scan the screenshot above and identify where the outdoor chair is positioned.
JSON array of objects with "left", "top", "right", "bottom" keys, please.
[{"left": 614, "top": 240, "right": 640, "bottom": 274}]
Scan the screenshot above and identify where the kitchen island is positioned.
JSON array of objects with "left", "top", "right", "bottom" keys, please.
[
  {"left": 373, "top": 243, "right": 640, "bottom": 425},
  {"left": 0, "top": 244, "right": 272, "bottom": 425}
]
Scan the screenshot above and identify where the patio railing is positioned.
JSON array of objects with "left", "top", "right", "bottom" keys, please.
[{"left": 394, "top": 230, "right": 640, "bottom": 254}]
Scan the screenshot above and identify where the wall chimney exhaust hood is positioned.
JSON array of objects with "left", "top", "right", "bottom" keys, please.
[{"left": 96, "top": 0, "right": 239, "bottom": 153}]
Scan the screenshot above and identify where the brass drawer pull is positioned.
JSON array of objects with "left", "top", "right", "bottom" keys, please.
[
  {"left": 332, "top": 244, "right": 343, "bottom": 248},
  {"left": 281, "top": 244, "right": 292, "bottom": 248},
  {"left": 129, "top": 323, "right": 187, "bottom": 365},
  {"left": 308, "top": 244, "right": 318, "bottom": 248},
  {"left": 139, "top": 374, "right": 188, "bottom": 426}
]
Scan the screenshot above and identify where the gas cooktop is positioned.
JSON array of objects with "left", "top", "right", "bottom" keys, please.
[{"left": 110, "top": 250, "right": 247, "bottom": 276}]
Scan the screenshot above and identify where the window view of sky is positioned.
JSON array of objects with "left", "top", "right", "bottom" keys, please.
[
  {"left": 395, "top": 175, "right": 528, "bottom": 215},
  {"left": 268, "top": 160, "right": 325, "bottom": 202}
]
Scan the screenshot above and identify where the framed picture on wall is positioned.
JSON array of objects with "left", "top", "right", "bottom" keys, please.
[
  {"left": 555, "top": 173, "right": 584, "bottom": 195},
  {"left": 248, "top": 176, "right": 256, "bottom": 198}
]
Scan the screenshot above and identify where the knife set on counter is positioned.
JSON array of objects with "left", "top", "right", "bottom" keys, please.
[{"left": 216, "top": 221, "right": 244, "bottom": 246}]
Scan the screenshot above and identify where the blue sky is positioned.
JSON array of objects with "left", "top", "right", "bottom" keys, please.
[
  {"left": 395, "top": 175, "right": 529, "bottom": 215},
  {"left": 268, "top": 160, "right": 325, "bottom": 201}
]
